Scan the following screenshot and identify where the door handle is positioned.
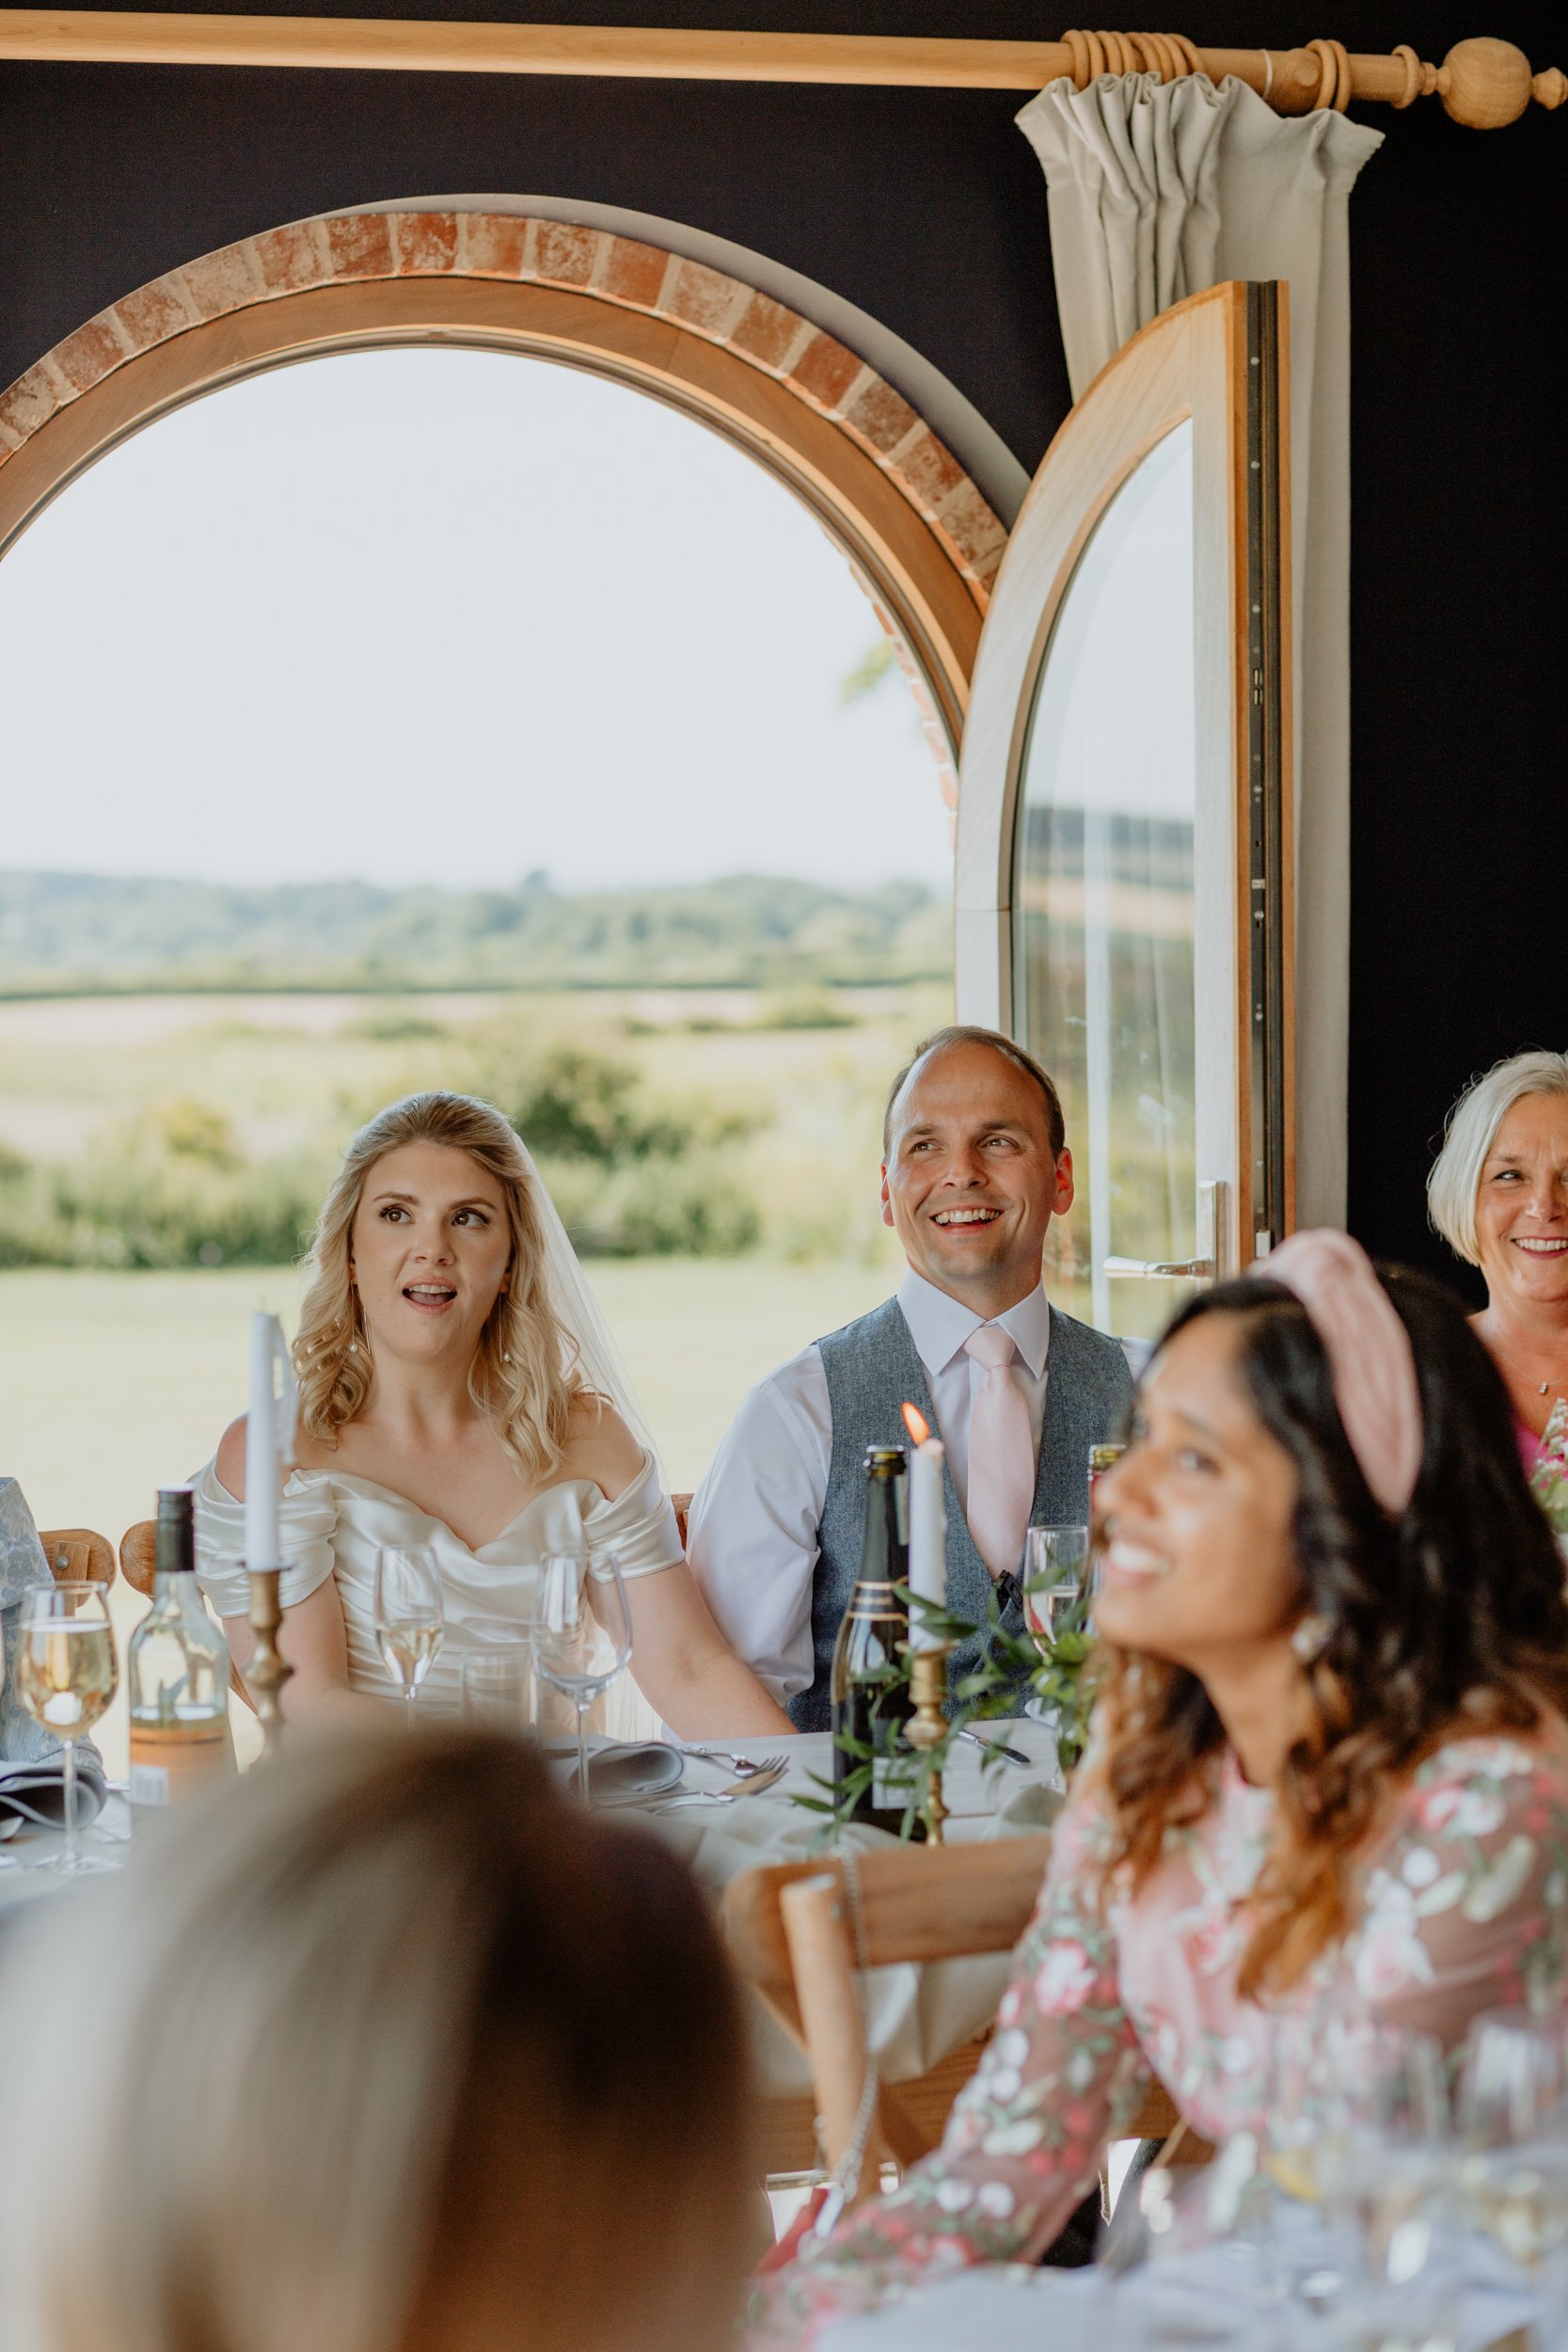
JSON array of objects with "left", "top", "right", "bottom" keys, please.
[
  {"left": 1102, "top": 1181, "right": 1229, "bottom": 1285},
  {"left": 1103, "top": 1255, "right": 1215, "bottom": 1279}
]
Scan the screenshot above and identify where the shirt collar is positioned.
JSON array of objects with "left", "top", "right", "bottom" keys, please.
[{"left": 896, "top": 1268, "right": 1052, "bottom": 1382}]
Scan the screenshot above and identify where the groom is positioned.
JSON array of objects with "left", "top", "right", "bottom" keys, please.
[{"left": 687, "top": 1025, "right": 1132, "bottom": 1729}]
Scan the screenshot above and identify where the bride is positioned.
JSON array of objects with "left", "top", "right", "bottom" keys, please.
[{"left": 193, "top": 1090, "right": 793, "bottom": 1738}]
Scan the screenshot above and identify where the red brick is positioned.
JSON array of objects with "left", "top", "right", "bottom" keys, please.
[
  {"left": 786, "top": 332, "right": 864, "bottom": 413},
  {"left": 598, "top": 234, "right": 669, "bottom": 309},
  {"left": 667, "top": 260, "right": 744, "bottom": 335},
  {"left": 325, "top": 213, "right": 395, "bottom": 280},
  {"left": 393, "top": 212, "right": 458, "bottom": 274},
  {"left": 179, "top": 242, "right": 262, "bottom": 320},
  {"left": 253, "top": 221, "right": 325, "bottom": 295},
  {"left": 113, "top": 277, "right": 198, "bottom": 352},
  {"left": 936, "top": 480, "right": 1009, "bottom": 575},
  {"left": 727, "top": 291, "right": 807, "bottom": 372},
  {"left": 0, "top": 364, "right": 61, "bottom": 446},
  {"left": 52, "top": 312, "right": 131, "bottom": 395},
  {"left": 895, "top": 426, "right": 967, "bottom": 514},
  {"left": 846, "top": 375, "right": 920, "bottom": 461},
  {"left": 534, "top": 221, "right": 598, "bottom": 287},
  {"left": 462, "top": 214, "right": 533, "bottom": 279}
]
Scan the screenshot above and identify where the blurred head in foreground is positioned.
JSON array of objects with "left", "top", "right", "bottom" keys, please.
[{"left": 0, "top": 1724, "right": 754, "bottom": 2352}]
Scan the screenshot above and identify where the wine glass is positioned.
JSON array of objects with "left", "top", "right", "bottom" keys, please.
[
  {"left": 14, "top": 1581, "right": 118, "bottom": 1874},
  {"left": 1022, "top": 1523, "right": 1089, "bottom": 1655},
  {"left": 1332, "top": 2024, "right": 1452, "bottom": 2339},
  {"left": 1455, "top": 2009, "right": 1568, "bottom": 2273},
  {"left": 373, "top": 1549, "right": 445, "bottom": 1724},
  {"left": 531, "top": 1549, "right": 632, "bottom": 1805},
  {"left": 460, "top": 1646, "right": 534, "bottom": 1735}
]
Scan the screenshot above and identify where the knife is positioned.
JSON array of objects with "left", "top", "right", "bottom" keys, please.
[{"left": 958, "top": 1727, "right": 1032, "bottom": 1768}]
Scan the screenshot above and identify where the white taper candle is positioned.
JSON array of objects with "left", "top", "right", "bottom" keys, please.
[
  {"left": 245, "top": 1311, "right": 293, "bottom": 1569},
  {"left": 908, "top": 1436, "right": 946, "bottom": 1652}
]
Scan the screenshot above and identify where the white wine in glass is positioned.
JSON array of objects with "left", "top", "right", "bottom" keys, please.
[
  {"left": 373, "top": 1549, "right": 444, "bottom": 1723},
  {"left": 15, "top": 1581, "right": 118, "bottom": 1873}
]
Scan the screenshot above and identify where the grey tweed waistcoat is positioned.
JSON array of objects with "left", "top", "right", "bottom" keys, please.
[{"left": 787, "top": 1296, "right": 1134, "bottom": 1733}]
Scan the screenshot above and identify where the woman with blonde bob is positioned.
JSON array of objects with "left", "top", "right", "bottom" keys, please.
[
  {"left": 750, "top": 1234, "right": 1568, "bottom": 2346},
  {"left": 193, "top": 1091, "right": 791, "bottom": 1734},
  {"left": 0, "top": 1723, "right": 757, "bottom": 2352},
  {"left": 1428, "top": 1049, "right": 1568, "bottom": 1462}
]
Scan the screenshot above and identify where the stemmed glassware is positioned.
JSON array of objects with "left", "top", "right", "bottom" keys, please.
[
  {"left": 1022, "top": 1523, "right": 1090, "bottom": 1655},
  {"left": 14, "top": 1581, "right": 118, "bottom": 1873},
  {"left": 531, "top": 1548, "right": 632, "bottom": 1806},
  {"left": 372, "top": 1548, "right": 445, "bottom": 1724},
  {"left": 1455, "top": 2009, "right": 1568, "bottom": 2277}
]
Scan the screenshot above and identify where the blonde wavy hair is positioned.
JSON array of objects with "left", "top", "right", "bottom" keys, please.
[{"left": 294, "top": 1092, "right": 588, "bottom": 1484}]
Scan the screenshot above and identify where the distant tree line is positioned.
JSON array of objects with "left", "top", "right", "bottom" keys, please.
[{"left": 0, "top": 869, "right": 949, "bottom": 993}]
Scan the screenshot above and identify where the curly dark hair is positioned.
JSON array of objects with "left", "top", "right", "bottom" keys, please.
[{"left": 1093, "top": 1263, "right": 1568, "bottom": 1997}]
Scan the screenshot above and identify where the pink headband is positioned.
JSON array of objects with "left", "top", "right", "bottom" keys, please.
[{"left": 1253, "top": 1229, "right": 1424, "bottom": 1517}]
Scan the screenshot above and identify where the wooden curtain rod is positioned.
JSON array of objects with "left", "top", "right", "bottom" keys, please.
[{"left": 0, "top": 17, "right": 1560, "bottom": 126}]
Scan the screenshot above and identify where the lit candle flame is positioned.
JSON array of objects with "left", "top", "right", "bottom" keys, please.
[{"left": 902, "top": 1402, "right": 930, "bottom": 1446}]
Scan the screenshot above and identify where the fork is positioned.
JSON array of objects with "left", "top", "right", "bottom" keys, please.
[
  {"left": 652, "top": 1759, "right": 788, "bottom": 1809},
  {"left": 679, "top": 1745, "right": 788, "bottom": 1780}
]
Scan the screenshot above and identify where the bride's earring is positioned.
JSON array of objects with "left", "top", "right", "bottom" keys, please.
[{"left": 1291, "top": 1612, "right": 1332, "bottom": 1664}]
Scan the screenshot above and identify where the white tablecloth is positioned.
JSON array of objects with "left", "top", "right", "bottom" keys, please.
[
  {"left": 632, "top": 1721, "right": 1063, "bottom": 2098},
  {"left": 0, "top": 1724, "right": 1063, "bottom": 2099},
  {"left": 817, "top": 2239, "right": 1539, "bottom": 2352}
]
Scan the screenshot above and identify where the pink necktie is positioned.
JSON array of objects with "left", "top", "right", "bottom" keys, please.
[{"left": 963, "top": 1325, "right": 1036, "bottom": 1583}]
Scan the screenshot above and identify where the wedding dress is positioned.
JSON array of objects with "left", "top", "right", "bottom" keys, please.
[{"left": 191, "top": 1138, "right": 673, "bottom": 1739}]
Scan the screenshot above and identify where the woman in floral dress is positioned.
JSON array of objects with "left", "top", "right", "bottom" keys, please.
[{"left": 752, "top": 1232, "right": 1568, "bottom": 2345}]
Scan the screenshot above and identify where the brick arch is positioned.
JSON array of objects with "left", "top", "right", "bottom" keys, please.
[{"left": 0, "top": 209, "right": 1009, "bottom": 763}]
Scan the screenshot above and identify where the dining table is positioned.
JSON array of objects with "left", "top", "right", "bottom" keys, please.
[{"left": 626, "top": 1717, "right": 1064, "bottom": 2101}]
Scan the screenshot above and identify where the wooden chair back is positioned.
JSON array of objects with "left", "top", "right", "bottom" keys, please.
[
  {"left": 119, "top": 1520, "right": 156, "bottom": 1598},
  {"left": 36, "top": 1528, "right": 116, "bottom": 1586},
  {"left": 725, "top": 1836, "right": 1196, "bottom": 2185},
  {"left": 119, "top": 1520, "right": 256, "bottom": 1713}
]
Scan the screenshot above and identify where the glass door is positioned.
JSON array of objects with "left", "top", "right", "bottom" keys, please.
[{"left": 955, "top": 283, "right": 1292, "bottom": 1341}]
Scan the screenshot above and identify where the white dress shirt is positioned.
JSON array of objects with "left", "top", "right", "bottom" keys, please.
[{"left": 686, "top": 1270, "right": 1053, "bottom": 1704}]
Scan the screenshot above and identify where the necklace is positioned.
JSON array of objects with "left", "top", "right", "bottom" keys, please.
[{"left": 1491, "top": 1340, "right": 1568, "bottom": 1399}]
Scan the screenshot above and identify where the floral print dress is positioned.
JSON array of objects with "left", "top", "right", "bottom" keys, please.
[{"left": 748, "top": 1729, "right": 1568, "bottom": 2347}]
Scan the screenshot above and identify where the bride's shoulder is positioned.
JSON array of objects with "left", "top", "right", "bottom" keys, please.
[{"left": 560, "top": 1391, "right": 646, "bottom": 1502}]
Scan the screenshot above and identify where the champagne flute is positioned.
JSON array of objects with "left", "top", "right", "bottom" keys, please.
[
  {"left": 373, "top": 1548, "right": 444, "bottom": 1724},
  {"left": 1455, "top": 2009, "right": 1568, "bottom": 2272},
  {"left": 14, "top": 1581, "right": 118, "bottom": 1874},
  {"left": 531, "top": 1549, "right": 632, "bottom": 1806},
  {"left": 1022, "top": 1523, "right": 1089, "bottom": 1656}
]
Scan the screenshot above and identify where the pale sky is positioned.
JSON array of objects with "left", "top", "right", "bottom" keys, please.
[{"left": 0, "top": 346, "right": 951, "bottom": 894}]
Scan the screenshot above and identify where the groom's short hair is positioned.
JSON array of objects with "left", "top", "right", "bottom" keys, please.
[{"left": 882, "top": 1026, "right": 1067, "bottom": 1161}]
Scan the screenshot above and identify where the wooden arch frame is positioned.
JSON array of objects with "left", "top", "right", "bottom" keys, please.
[{"left": 0, "top": 210, "right": 1009, "bottom": 755}]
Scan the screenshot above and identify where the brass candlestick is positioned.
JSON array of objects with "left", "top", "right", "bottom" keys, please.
[
  {"left": 245, "top": 1565, "right": 293, "bottom": 1758},
  {"left": 904, "top": 1642, "right": 954, "bottom": 1844}
]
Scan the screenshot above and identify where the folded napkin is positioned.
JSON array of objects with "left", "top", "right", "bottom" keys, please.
[
  {"left": 544, "top": 1738, "right": 686, "bottom": 1806},
  {"left": 0, "top": 1756, "right": 109, "bottom": 1832}
]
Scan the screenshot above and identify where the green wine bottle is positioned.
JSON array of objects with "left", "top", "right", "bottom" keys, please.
[{"left": 829, "top": 1443, "right": 922, "bottom": 1836}]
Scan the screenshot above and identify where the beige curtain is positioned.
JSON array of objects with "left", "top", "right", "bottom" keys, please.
[{"left": 1018, "top": 73, "right": 1382, "bottom": 1231}]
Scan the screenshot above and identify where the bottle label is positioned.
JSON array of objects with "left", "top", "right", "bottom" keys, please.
[{"left": 128, "top": 1721, "right": 231, "bottom": 1808}]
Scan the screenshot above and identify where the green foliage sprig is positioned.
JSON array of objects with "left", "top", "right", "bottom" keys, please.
[{"left": 792, "top": 1573, "right": 1098, "bottom": 1847}]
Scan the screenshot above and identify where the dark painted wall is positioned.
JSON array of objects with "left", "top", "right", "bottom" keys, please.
[{"left": 1, "top": 3, "right": 1562, "bottom": 1290}]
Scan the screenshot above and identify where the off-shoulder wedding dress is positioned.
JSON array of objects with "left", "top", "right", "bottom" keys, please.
[{"left": 192, "top": 1449, "right": 681, "bottom": 1726}]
